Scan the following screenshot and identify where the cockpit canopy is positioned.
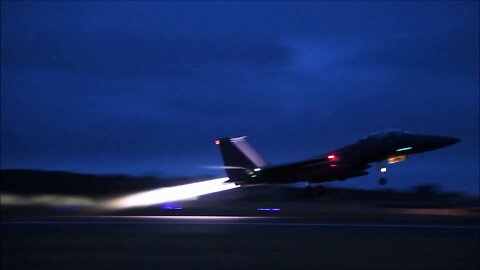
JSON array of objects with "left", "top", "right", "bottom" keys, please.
[{"left": 361, "top": 129, "right": 412, "bottom": 140}]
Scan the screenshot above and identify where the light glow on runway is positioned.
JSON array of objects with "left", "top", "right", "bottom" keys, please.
[
  {"left": 109, "top": 215, "right": 266, "bottom": 220},
  {"left": 106, "top": 177, "right": 238, "bottom": 209}
]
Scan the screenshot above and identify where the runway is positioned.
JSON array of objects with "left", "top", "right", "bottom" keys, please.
[
  {"left": 2, "top": 215, "right": 480, "bottom": 230},
  {"left": 2, "top": 215, "right": 479, "bottom": 270}
]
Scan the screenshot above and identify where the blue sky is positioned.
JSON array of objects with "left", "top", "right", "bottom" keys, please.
[{"left": 1, "top": 1, "right": 478, "bottom": 194}]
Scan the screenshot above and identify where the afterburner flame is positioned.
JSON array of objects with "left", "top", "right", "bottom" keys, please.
[{"left": 106, "top": 177, "right": 238, "bottom": 209}]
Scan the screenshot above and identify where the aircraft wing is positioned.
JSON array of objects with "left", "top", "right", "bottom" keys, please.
[{"left": 260, "top": 157, "right": 371, "bottom": 183}]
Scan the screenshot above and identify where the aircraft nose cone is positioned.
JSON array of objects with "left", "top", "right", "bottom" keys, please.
[{"left": 440, "top": 136, "right": 461, "bottom": 147}]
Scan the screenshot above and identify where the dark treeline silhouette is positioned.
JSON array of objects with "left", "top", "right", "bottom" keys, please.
[
  {"left": 2, "top": 170, "right": 476, "bottom": 205},
  {"left": 1, "top": 169, "right": 217, "bottom": 197}
]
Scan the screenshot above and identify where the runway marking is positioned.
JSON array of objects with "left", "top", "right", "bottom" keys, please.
[{"left": 1, "top": 220, "right": 479, "bottom": 230}]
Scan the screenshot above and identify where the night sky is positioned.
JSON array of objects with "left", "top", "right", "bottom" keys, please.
[{"left": 1, "top": 1, "right": 478, "bottom": 194}]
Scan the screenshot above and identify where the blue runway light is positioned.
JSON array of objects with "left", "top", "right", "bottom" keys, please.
[
  {"left": 257, "top": 208, "right": 281, "bottom": 211},
  {"left": 161, "top": 203, "right": 183, "bottom": 210}
]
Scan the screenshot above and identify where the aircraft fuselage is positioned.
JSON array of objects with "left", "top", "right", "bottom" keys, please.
[{"left": 221, "top": 130, "right": 460, "bottom": 185}]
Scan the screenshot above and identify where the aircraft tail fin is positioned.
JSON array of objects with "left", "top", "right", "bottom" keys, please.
[{"left": 215, "top": 136, "right": 268, "bottom": 183}]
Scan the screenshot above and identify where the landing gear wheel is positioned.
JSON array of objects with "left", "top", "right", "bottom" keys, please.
[
  {"left": 305, "top": 186, "right": 315, "bottom": 197},
  {"left": 305, "top": 185, "right": 326, "bottom": 197},
  {"left": 378, "top": 177, "right": 387, "bottom": 186},
  {"left": 316, "top": 185, "right": 326, "bottom": 196}
]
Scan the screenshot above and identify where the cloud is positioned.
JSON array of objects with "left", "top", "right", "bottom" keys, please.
[
  {"left": 1, "top": 28, "right": 291, "bottom": 77},
  {"left": 1, "top": 1, "right": 478, "bottom": 193},
  {"left": 339, "top": 28, "right": 479, "bottom": 76}
]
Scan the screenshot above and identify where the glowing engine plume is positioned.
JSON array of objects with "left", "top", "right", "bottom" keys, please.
[{"left": 106, "top": 177, "right": 238, "bottom": 209}]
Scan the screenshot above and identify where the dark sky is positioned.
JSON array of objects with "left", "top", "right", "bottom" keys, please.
[{"left": 1, "top": 1, "right": 478, "bottom": 194}]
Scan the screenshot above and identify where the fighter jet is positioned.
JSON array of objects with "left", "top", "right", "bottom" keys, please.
[{"left": 215, "top": 129, "right": 460, "bottom": 186}]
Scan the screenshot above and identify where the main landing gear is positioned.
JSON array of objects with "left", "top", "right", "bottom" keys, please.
[{"left": 305, "top": 185, "right": 326, "bottom": 197}]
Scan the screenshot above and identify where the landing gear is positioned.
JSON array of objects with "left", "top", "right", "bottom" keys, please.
[
  {"left": 376, "top": 162, "right": 388, "bottom": 186},
  {"left": 378, "top": 177, "right": 387, "bottom": 186},
  {"left": 305, "top": 186, "right": 314, "bottom": 196},
  {"left": 316, "top": 185, "right": 326, "bottom": 196},
  {"left": 305, "top": 185, "right": 326, "bottom": 197}
]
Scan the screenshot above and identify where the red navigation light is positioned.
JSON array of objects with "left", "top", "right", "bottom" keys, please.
[
  {"left": 329, "top": 164, "right": 337, "bottom": 167},
  {"left": 215, "top": 140, "right": 220, "bottom": 145},
  {"left": 327, "top": 154, "right": 336, "bottom": 160}
]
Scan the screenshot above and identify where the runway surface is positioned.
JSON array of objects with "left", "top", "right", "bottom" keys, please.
[{"left": 2, "top": 215, "right": 479, "bottom": 270}]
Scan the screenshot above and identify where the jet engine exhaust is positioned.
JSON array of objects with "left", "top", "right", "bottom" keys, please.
[{"left": 106, "top": 177, "right": 238, "bottom": 209}]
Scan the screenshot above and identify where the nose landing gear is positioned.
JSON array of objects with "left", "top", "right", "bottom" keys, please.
[
  {"left": 377, "top": 163, "right": 388, "bottom": 185},
  {"left": 378, "top": 177, "right": 387, "bottom": 185}
]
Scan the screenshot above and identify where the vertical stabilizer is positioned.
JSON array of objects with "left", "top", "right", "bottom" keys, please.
[{"left": 215, "top": 136, "right": 268, "bottom": 183}]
